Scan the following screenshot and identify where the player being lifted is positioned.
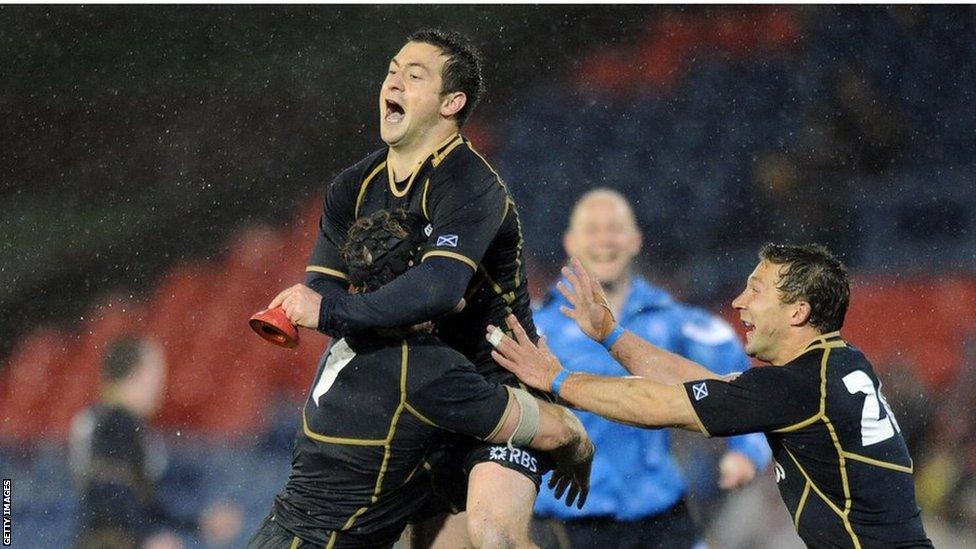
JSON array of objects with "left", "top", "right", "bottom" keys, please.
[
  {"left": 250, "top": 210, "right": 592, "bottom": 548},
  {"left": 267, "top": 30, "right": 562, "bottom": 546}
]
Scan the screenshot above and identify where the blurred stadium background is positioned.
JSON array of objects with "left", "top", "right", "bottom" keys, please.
[{"left": 2, "top": 5, "right": 975, "bottom": 547}]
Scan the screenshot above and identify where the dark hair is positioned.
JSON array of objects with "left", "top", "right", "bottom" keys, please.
[
  {"left": 340, "top": 209, "right": 426, "bottom": 292},
  {"left": 759, "top": 243, "right": 850, "bottom": 333},
  {"left": 407, "top": 29, "right": 484, "bottom": 126},
  {"left": 103, "top": 337, "right": 145, "bottom": 382}
]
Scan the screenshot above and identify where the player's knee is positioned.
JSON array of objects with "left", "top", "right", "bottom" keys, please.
[{"left": 466, "top": 511, "right": 531, "bottom": 549}]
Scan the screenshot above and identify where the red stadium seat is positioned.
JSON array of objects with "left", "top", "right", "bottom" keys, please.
[{"left": 0, "top": 329, "right": 72, "bottom": 442}]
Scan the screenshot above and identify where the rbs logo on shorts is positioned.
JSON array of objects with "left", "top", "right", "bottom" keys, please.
[{"left": 488, "top": 446, "right": 538, "bottom": 472}]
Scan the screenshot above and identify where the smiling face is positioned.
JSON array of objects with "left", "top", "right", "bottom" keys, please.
[
  {"left": 563, "top": 191, "right": 642, "bottom": 286},
  {"left": 379, "top": 41, "right": 458, "bottom": 149},
  {"left": 731, "top": 260, "right": 803, "bottom": 364}
]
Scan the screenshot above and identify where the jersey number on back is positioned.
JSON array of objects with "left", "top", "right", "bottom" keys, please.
[{"left": 842, "top": 370, "right": 902, "bottom": 446}]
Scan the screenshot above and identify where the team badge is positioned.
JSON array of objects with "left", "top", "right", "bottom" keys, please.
[
  {"left": 693, "top": 382, "right": 709, "bottom": 401},
  {"left": 424, "top": 224, "right": 433, "bottom": 237},
  {"left": 436, "top": 234, "right": 459, "bottom": 247}
]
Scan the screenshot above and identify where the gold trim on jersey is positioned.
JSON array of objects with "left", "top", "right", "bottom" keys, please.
[
  {"left": 387, "top": 133, "right": 463, "bottom": 198},
  {"left": 795, "top": 481, "right": 811, "bottom": 529},
  {"left": 681, "top": 386, "right": 712, "bottom": 438},
  {"left": 356, "top": 161, "right": 388, "bottom": 219},
  {"left": 422, "top": 250, "right": 477, "bottom": 270},
  {"left": 398, "top": 456, "right": 428, "bottom": 489},
  {"left": 431, "top": 134, "right": 464, "bottom": 167},
  {"left": 305, "top": 265, "right": 349, "bottom": 281},
  {"left": 817, "top": 346, "right": 854, "bottom": 518},
  {"left": 289, "top": 535, "right": 300, "bottom": 549},
  {"left": 339, "top": 341, "right": 411, "bottom": 532},
  {"left": 479, "top": 266, "right": 517, "bottom": 306},
  {"left": 802, "top": 331, "right": 844, "bottom": 351},
  {"left": 465, "top": 141, "right": 525, "bottom": 286},
  {"left": 326, "top": 532, "right": 338, "bottom": 549},
  {"left": 510, "top": 196, "right": 525, "bottom": 287},
  {"left": 772, "top": 412, "right": 821, "bottom": 433},
  {"left": 301, "top": 409, "right": 386, "bottom": 446},
  {"left": 387, "top": 158, "right": 423, "bottom": 198},
  {"left": 784, "top": 447, "right": 862, "bottom": 548},
  {"left": 404, "top": 402, "right": 440, "bottom": 429},
  {"left": 806, "top": 340, "right": 847, "bottom": 353},
  {"left": 824, "top": 414, "right": 853, "bottom": 513},
  {"left": 842, "top": 451, "right": 914, "bottom": 473},
  {"left": 466, "top": 141, "right": 503, "bottom": 182},
  {"left": 421, "top": 177, "right": 433, "bottom": 220}
]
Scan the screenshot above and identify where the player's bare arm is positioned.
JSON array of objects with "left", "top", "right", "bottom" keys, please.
[
  {"left": 559, "top": 257, "right": 723, "bottom": 385},
  {"left": 485, "top": 394, "right": 593, "bottom": 509},
  {"left": 489, "top": 314, "right": 701, "bottom": 432}
]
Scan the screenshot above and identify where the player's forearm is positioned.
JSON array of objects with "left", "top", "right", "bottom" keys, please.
[
  {"left": 319, "top": 258, "right": 471, "bottom": 334},
  {"left": 609, "top": 332, "right": 722, "bottom": 384},
  {"left": 558, "top": 372, "right": 698, "bottom": 431},
  {"left": 530, "top": 400, "right": 587, "bottom": 452},
  {"left": 532, "top": 401, "right": 594, "bottom": 478}
]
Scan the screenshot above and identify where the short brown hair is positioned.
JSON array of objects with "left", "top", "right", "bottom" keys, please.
[
  {"left": 103, "top": 337, "right": 145, "bottom": 382},
  {"left": 759, "top": 243, "right": 850, "bottom": 333},
  {"left": 407, "top": 29, "right": 484, "bottom": 126}
]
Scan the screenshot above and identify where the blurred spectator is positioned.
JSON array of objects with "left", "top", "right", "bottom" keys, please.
[
  {"left": 68, "top": 337, "right": 242, "bottom": 549},
  {"left": 915, "top": 336, "right": 976, "bottom": 543},
  {"left": 878, "top": 358, "right": 935, "bottom": 457},
  {"left": 529, "top": 189, "right": 770, "bottom": 548}
]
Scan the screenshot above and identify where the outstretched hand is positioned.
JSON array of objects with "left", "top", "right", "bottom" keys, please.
[
  {"left": 557, "top": 258, "right": 618, "bottom": 342},
  {"left": 487, "top": 315, "right": 564, "bottom": 393},
  {"left": 487, "top": 314, "right": 593, "bottom": 508}
]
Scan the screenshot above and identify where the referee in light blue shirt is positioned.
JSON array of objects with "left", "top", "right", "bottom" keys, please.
[{"left": 530, "top": 189, "right": 770, "bottom": 549}]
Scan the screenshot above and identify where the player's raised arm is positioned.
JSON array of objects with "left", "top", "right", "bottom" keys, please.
[
  {"left": 558, "top": 257, "right": 722, "bottom": 385},
  {"left": 488, "top": 315, "right": 702, "bottom": 433}
]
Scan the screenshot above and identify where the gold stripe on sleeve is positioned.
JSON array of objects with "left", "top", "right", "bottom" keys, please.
[
  {"left": 421, "top": 250, "right": 477, "bottom": 270},
  {"left": 305, "top": 265, "right": 349, "bottom": 281}
]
